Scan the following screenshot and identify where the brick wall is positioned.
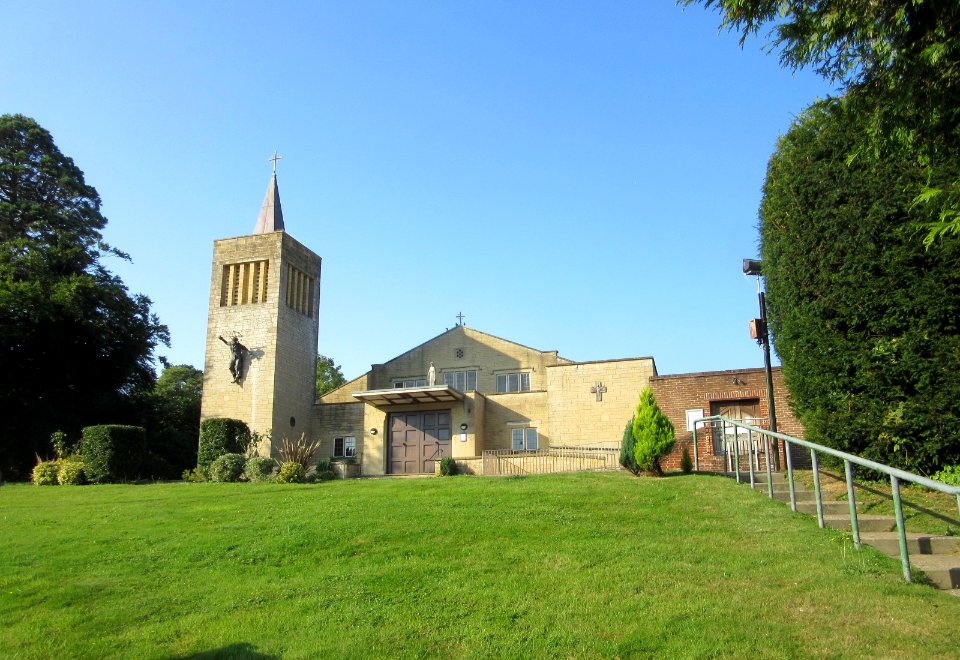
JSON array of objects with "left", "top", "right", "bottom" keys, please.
[{"left": 649, "top": 367, "right": 804, "bottom": 471}]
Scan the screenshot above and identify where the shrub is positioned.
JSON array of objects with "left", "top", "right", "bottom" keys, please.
[
  {"left": 278, "top": 433, "right": 321, "bottom": 467},
  {"left": 81, "top": 425, "right": 146, "bottom": 484},
  {"left": 58, "top": 459, "right": 86, "bottom": 485},
  {"left": 619, "top": 417, "right": 639, "bottom": 475},
  {"left": 276, "top": 461, "right": 305, "bottom": 484},
  {"left": 315, "top": 458, "right": 333, "bottom": 473},
  {"left": 244, "top": 456, "right": 276, "bottom": 483},
  {"left": 933, "top": 465, "right": 960, "bottom": 487},
  {"left": 198, "top": 418, "right": 250, "bottom": 478},
  {"left": 209, "top": 453, "right": 246, "bottom": 483},
  {"left": 439, "top": 456, "right": 458, "bottom": 476},
  {"left": 181, "top": 467, "right": 205, "bottom": 482},
  {"left": 32, "top": 460, "right": 59, "bottom": 486},
  {"left": 632, "top": 388, "right": 675, "bottom": 477},
  {"left": 680, "top": 446, "right": 693, "bottom": 474},
  {"left": 50, "top": 430, "right": 69, "bottom": 459}
]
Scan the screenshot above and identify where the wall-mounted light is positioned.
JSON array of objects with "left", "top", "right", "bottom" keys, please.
[
  {"left": 460, "top": 423, "right": 468, "bottom": 431},
  {"left": 369, "top": 427, "right": 378, "bottom": 435}
]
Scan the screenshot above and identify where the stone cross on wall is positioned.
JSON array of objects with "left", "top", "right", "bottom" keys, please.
[{"left": 591, "top": 382, "right": 607, "bottom": 402}]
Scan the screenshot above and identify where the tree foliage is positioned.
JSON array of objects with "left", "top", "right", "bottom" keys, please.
[
  {"left": 683, "top": 0, "right": 960, "bottom": 245},
  {"left": 0, "top": 114, "right": 168, "bottom": 478},
  {"left": 760, "top": 99, "right": 960, "bottom": 474},
  {"left": 316, "top": 354, "right": 346, "bottom": 398},
  {"left": 141, "top": 363, "right": 203, "bottom": 476},
  {"left": 631, "top": 388, "right": 676, "bottom": 476}
]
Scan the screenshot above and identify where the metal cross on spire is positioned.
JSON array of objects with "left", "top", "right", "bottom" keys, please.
[
  {"left": 456, "top": 311, "right": 465, "bottom": 326},
  {"left": 269, "top": 150, "right": 283, "bottom": 174}
]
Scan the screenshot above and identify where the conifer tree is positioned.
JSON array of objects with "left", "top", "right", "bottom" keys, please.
[{"left": 631, "top": 387, "right": 675, "bottom": 476}]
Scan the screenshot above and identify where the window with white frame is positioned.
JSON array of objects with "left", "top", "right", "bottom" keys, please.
[
  {"left": 333, "top": 436, "right": 356, "bottom": 458},
  {"left": 511, "top": 427, "right": 539, "bottom": 451},
  {"left": 496, "top": 372, "right": 531, "bottom": 393},
  {"left": 443, "top": 370, "right": 477, "bottom": 391},
  {"left": 393, "top": 378, "right": 426, "bottom": 388}
]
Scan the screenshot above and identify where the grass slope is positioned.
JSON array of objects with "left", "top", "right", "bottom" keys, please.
[{"left": 1, "top": 472, "right": 958, "bottom": 659}]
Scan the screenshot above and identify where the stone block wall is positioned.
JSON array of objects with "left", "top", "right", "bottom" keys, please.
[{"left": 546, "top": 358, "right": 657, "bottom": 447}]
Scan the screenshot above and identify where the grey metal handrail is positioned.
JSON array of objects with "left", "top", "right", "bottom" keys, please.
[{"left": 692, "top": 414, "right": 960, "bottom": 583}]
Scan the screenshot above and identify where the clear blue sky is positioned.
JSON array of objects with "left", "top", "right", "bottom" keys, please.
[{"left": 2, "top": 1, "right": 834, "bottom": 381}]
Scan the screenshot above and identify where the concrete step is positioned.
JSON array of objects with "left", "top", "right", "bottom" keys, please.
[
  {"left": 823, "top": 514, "right": 896, "bottom": 533},
  {"left": 771, "top": 489, "right": 819, "bottom": 503},
  {"left": 858, "top": 532, "right": 960, "bottom": 557},
  {"left": 795, "top": 500, "right": 854, "bottom": 516},
  {"left": 909, "top": 554, "right": 960, "bottom": 590}
]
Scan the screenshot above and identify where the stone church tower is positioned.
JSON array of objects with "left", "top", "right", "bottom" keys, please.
[{"left": 200, "top": 164, "right": 321, "bottom": 457}]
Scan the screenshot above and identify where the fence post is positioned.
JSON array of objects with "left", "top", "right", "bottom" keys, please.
[
  {"left": 890, "top": 475, "right": 912, "bottom": 582},
  {"left": 722, "top": 419, "right": 729, "bottom": 477},
  {"left": 747, "top": 427, "right": 755, "bottom": 489},
  {"left": 785, "top": 439, "right": 796, "bottom": 512},
  {"left": 810, "top": 449, "right": 824, "bottom": 529},
  {"left": 764, "top": 434, "right": 773, "bottom": 499},
  {"left": 692, "top": 420, "right": 700, "bottom": 472},
  {"left": 733, "top": 425, "right": 741, "bottom": 484},
  {"left": 844, "top": 459, "right": 861, "bottom": 550}
]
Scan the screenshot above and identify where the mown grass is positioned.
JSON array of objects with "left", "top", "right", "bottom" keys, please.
[{"left": 1, "top": 472, "right": 958, "bottom": 659}]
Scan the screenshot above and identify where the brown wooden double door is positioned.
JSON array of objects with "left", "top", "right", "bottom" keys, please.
[{"left": 389, "top": 410, "right": 452, "bottom": 474}]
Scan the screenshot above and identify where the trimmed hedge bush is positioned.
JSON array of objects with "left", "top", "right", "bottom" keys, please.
[
  {"left": 81, "top": 425, "right": 146, "bottom": 484},
  {"left": 619, "top": 417, "right": 639, "bottom": 475},
  {"left": 209, "top": 453, "right": 246, "bottom": 482},
  {"left": 276, "top": 461, "right": 305, "bottom": 484},
  {"left": 58, "top": 459, "right": 86, "bottom": 485},
  {"left": 439, "top": 456, "right": 457, "bottom": 476},
  {"left": 632, "top": 388, "right": 675, "bottom": 477},
  {"left": 244, "top": 456, "right": 276, "bottom": 483},
  {"left": 198, "top": 418, "right": 250, "bottom": 478},
  {"left": 32, "top": 461, "right": 59, "bottom": 486}
]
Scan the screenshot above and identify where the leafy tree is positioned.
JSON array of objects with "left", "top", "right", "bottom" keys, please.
[
  {"left": 141, "top": 363, "right": 203, "bottom": 476},
  {"left": 631, "top": 388, "right": 676, "bottom": 476},
  {"left": 682, "top": 0, "right": 960, "bottom": 245},
  {"left": 0, "top": 114, "right": 168, "bottom": 479},
  {"left": 760, "top": 99, "right": 960, "bottom": 474},
  {"left": 316, "top": 354, "right": 346, "bottom": 398}
]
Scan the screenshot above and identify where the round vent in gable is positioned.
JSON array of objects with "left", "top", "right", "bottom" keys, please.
[{"left": 455, "top": 348, "right": 464, "bottom": 359}]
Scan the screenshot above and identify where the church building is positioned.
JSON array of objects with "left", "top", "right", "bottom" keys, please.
[{"left": 201, "top": 169, "right": 801, "bottom": 476}]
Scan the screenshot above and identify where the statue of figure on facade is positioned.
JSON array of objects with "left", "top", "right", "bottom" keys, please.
[
  {"left": 428, "top": 362, "right": 436, "bottom": 386},
  {"left": 218, "top": 335, "right": 249, "bottom": 383}
]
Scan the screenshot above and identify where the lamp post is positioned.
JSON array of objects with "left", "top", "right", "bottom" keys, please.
[{"left": 743, "top": 258, "right": 780, "bottom": 470}]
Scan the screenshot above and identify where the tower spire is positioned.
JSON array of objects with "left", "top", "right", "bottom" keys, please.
[{"left": 253, "top": 151, "right": 285, "bottom": 234}]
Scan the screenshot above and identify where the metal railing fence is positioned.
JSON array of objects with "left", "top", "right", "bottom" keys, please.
[
  {"left": 482, "top": 445, "right": 619, "bottom": 476},
  {"left": 692, "top": 415, "right": 960, "bottom": 583}
]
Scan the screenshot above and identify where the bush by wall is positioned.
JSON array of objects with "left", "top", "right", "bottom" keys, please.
[
  {"left": 680, "top": 446, "right": 693, "bottom": 474},
  {"left": 276, "top": 462, "right": 305, "bottom": 484},
  {"left": 198, "top": 418, "right": 250, "bottom": 478},
  {"left": 632, "top": 388, "right": 675, "bottom": 477},
  {"left": 32, "top": 461, "right": 59, "bottom": 486},
  {"left": 58, "top": 459, "right": 86, "bottom": 485},
  {"left": 619, "top": 417, "right": 639, "bottom": 475},
  {"left": 81, "top": 425, "right": 146, "bottom": 484},
  {"left": 244, "top": 456, "right": 276, "bottom": 483},
  {"left": 439, "top": 456, "right": 457, "bottom": 476},
  {"left": 209, "top": 453, "right": 246, "bottom": 483}
]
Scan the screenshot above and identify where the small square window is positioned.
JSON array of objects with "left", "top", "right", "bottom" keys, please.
[{"left": 334, "top": 436, "right": 356, "bottom": 458}]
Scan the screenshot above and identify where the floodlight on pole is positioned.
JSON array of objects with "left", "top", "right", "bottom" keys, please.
[{"left": 743, "top": 257, "right": 780, "bottom": 470}]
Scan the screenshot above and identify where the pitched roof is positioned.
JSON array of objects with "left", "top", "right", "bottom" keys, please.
[{"left": 253, "top": 173, "right": 284, "bottom": 234}]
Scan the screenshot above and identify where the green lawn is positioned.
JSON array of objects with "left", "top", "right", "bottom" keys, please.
[{"left": 1, "top": 472, "right": 958, "bottom": 659}]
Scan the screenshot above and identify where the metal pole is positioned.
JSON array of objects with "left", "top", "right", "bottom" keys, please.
[
  {"left": 722, "top": 420, "right": 729, "bottom": 477},
  {"left": 758, "top": 285, "right": 780, "bottom": 470},
  {"left": 748, "top": 427, "right": 756, "bottom": 489},
  {"left": 811, "top": 449, "right": 824, "bottom": 529},
  {"left": 692, "top": 420, "right": 700, "bottom": 472},
  {"left": 785, "top": 439, "right": 796, "bottom": 512},
  {"left": 844, "top": 460, "right": 861, "bottom": 550},
  {"left": 733, "top": 423, "right": 741, "bottom": 484},
  {"left": 890, "top": 475, "right": 912, "bottom": 582},
  {"left": 764, "top": 434, "right": 773, "bottom": 499}
]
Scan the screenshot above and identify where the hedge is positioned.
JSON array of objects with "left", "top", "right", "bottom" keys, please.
[{"left": 81, "top": 425, "right": 146, "bottom": 484}]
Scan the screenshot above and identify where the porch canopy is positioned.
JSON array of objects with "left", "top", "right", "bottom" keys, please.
[{"left": 352, "top": 385, "right": 464, "bottom": 408}]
